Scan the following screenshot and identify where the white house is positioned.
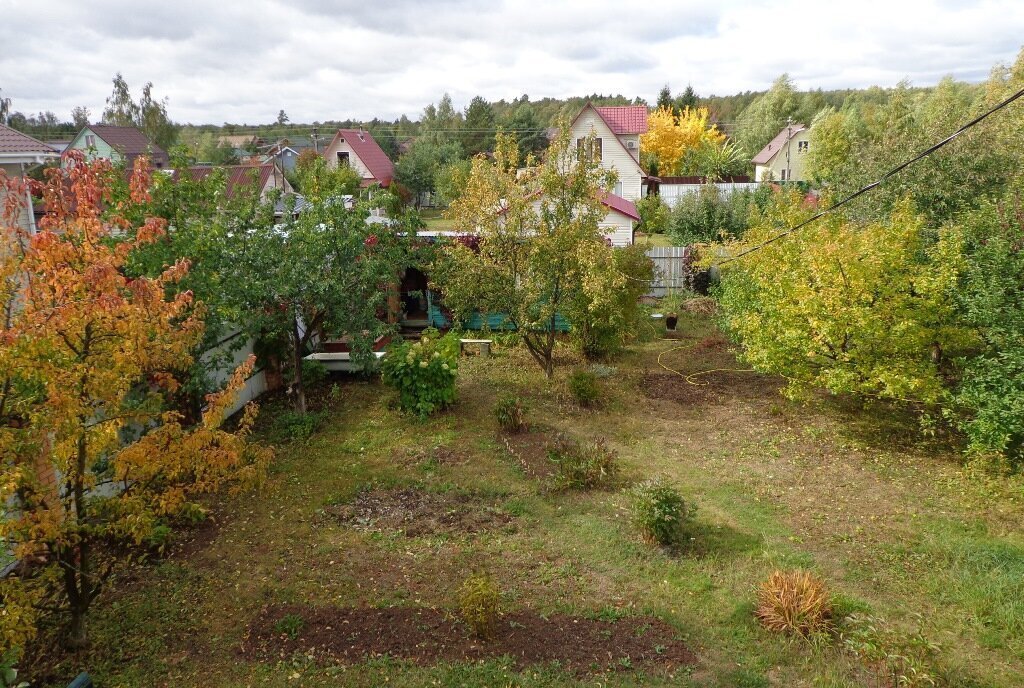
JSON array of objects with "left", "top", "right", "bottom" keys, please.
[
  {"left": 322, "top": 129, "right": 394, "bottom": 188},
  {"left": 0, "top": 124, "right": 59, "bottom": 235},
  {"left": 753, "top": 124, "right": 810, "bottom": 182},
  {"left": 567, "top": 103, "right": 649, "bottom": 246}
]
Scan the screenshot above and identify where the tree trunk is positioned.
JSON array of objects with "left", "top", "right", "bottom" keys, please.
[
  {"left": 291, "top": 318, "right": 307, "bottom": 414},
  {"left": 67, "top": 600, "right": 88, "bottom": 650}
]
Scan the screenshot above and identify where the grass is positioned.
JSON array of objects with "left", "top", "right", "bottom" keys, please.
[{"left": 28, "top": 313, "right": 1024, "bottom": 686}]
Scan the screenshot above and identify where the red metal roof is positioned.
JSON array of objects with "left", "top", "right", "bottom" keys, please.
[
  {"left": 82, "top": 125, "right": 170, "bottom": 168},
  {"left": 178, "top": 164, "right": 276, "bottom": 198},
  {"left": 323, "top": 129, "right": 394, "bottom": 187},
  {"left": 593, "top": 106, "right": 649, "bottom": 135},
  {"left": 598, "top": 191, "right": 640, "bottom": 220},
  {"left": 752, "top": 124, "right": 806, "bottom": 165},
  {"left": 0, "top": 124, "right": 59, "bottom": 155}
]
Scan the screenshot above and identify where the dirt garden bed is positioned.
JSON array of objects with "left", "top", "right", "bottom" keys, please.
[
  {"left": 641, "top": 370, "right": 783, "bottom": 406},
  {"left": 242, "top": 604, "right": 697, "bottom": 675},
  {"left": 500, "top": 429, "right": 559, "bottom": 480},
  {"left": 325, "top": 488, "right": 515, "bottom": 536}
]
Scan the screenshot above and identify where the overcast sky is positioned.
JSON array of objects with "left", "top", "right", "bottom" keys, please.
[{"left": 2, "top": 0, "right": 1022, "bottom": 125}]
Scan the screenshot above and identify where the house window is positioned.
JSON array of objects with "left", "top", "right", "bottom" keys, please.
[
  {"left": 575, "top": 137, "right": 603, "bottom": 163},
  {"left": 780, "top": 169, "right": 788, "bottom": 181},
  {"left": 337, "top": 151, "right": 350, "bottom": 166},
  {"left": 798, "top": 141, "right": 809, "bottom": 153},
  {"left": 85, "top": 135, "right": 95, "bottom": 148},
  {"left": 613, "top": 181, "right": 622, "bottom": 197}
]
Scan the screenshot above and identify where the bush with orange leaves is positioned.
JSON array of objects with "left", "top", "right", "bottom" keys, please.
[{"left": 755, "top": 569, "right": 833, "bottom": 636}]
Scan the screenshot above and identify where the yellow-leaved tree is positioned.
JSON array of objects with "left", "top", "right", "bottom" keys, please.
[
  {"left": 715, "top": 190, "right": 970, "bottom": 404},
  {"left": 0, "top": 153, "right": 271, "bottom": 652},
  {"left": 435, "top": 126, "right": 630, "bottom": 377},
  {"left": 640, "top": 106, "right": 727, "bottom": 176}
]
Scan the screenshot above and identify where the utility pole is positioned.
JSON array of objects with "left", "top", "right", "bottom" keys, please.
[{"left": 785, "top": 118, "right": 793, "bottom": 183}]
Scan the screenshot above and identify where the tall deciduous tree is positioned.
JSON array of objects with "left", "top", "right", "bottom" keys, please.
[
  {"left": 715, "top": 190, "right": 969, "bottom": 404},
  {"left": 0, "top": 153, "right": 269, "bottom": 650},
  {"left": 733, "top": 74, "right": 801, "bottom": 158},
  {"left": 102, "top": 73, "right": 177, "bottom": 150},
  {"left": 436, "top": 128, "right": 618, "bottom": 377},
  {"left": 220, "top": 156, "right": 414, "bottom": 413}
]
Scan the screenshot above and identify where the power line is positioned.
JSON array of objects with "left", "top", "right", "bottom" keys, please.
[{"left": 716, "top": 85, "right": 1024, "bottom": 266}]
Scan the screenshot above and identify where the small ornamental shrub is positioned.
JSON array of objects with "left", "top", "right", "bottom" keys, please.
[
  {"left": 494, "top": 394, "right": 527, "bottom": 433},
  {"left": 458, "top": 572, "right": 502, "bottom": 639},
  {"left": 629, "top": 479, "right": 695, "bottom": 547},
  {"left": 755, "top": 570, "right": 832, "bottom": 636},
  {"left": 547, "top": 436, "right": 619, "bottom": 490},
  {"left": 381, "top": 331, "right": 459, "bottom": 419},
  {"left": 568, "top": 369, "right": 600, "bottom": 407}
]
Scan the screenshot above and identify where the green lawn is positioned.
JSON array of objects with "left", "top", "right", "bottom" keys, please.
[{"left": 31, "top": 313, "right": 1024, "bottom": 686}]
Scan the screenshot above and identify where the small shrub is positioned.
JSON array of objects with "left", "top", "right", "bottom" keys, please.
[
  {"left": 629, "top": 478, "right": 695, "bottom": 547},
  {"left": 273, "top": 612, "right": 305, "bottom": 640},
  {"left": 458, "top": 572, "right": 502, "bottom": 639},
  {"left": 301, "top": 358, "right": 329, "bottom": 388},
  {"left": 755, "top": 569, "right": 832, "bottom": 636},
  {"left": 568, "top": 369, "right": 600, "bottom": 407},
  {"left": 547, "top": 436, "right": 619, "bottom": 490},
  {"left": 381, "top": 331, "right": 459, "bottom": 419},
  {"left": 494, "top": 394, "right": 527, "bottom": 433},
  {"left": 272, "top": 410, "right": 325, "bottom": 441}
]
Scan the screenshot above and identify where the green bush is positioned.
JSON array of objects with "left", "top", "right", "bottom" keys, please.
[
  {"left": 568, "top": 369, "right": 600, "bottom": 407},
  {"left": 494, "top": 394, "right": 526, "bottom": 433},
  {"left": 458, "top": 572, "right": 502, "bottom": 639},
  {"left": 629, "top": 478, "right": 694, "bottom": 547},
  {"left": 547, "top": 436, "right": 619, "bottom": 490},
  {"left": 301, "top": 358, "right": 329, "bottom": 388},
  {"left": 571, "top": 243, "right": 655, "bottom": 359},
  {"left": 381, "top": 331, "right": 459, "bottom": 419},
  {"left": 272, "top": 410, "right": 326, "bottom": 441}
]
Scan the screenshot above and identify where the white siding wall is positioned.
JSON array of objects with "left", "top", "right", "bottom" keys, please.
[
  {"left": 324, "top": 137, "right": 373, "bottom": 182},
  {"left": 199, "top": 329, "right": 270, "bottom": 419},
  {"left": 0, "top": 165, "right": 33, "bottom": 235},
  {"left": 599, "top": 211, "right": 634, "bottom": 247},
  {"left": 571, "top": 112, "right": 644, "bottom": 201}
]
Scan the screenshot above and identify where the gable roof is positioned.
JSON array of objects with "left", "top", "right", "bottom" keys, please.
[
  {"left": 0, "top": 124, "right": 60, "bottom": 159},
  {"left": 752, "top": 124, "right": 807, "bottom": 166},
  {"left": 323, "top": 129, "right": 394, "bottom": 186},
  {"left": 593, "top": 106, "right": 649, "bottom": 135},
  {"left": 177, "top": 164, "right": 277, "bottom": 198},
  {"left": 77, "top": 125, "right": 170, "bottom": 168},
  {"left": 598, "top": 191, "right": 640, "bottom": 221}
]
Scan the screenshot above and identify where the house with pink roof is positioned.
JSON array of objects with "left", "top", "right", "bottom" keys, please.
[
  {"left": 322, "top": 129, "right": 395, "bottom": 188},
  {"left": 567, "top": 104, "right": 649, "bottom": 246}
]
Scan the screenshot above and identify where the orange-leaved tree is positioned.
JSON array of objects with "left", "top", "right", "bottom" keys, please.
[{"left": 0, "top": 152, "right": 271, "bottom": 651}]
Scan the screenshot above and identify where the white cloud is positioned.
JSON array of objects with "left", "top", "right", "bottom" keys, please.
[{"left": 1, "top": 0, "right": 1021, "bottom": 124}]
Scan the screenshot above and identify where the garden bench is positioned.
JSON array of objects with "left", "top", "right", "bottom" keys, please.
[{"left": 459, "top": 338, "right": 493, "bottom": 358}]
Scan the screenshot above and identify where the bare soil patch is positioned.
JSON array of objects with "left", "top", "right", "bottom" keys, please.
[
  {"left": 242, "top": 604, "right": 697, "bottom": 674},
  {"left": 500, "top": 429, "right": 557, "bottom": 479},
  {"left": 326, "top": 488, "right": 514, "bottom": 536},
  {"left": 641, "top": 371, "right": 782, "bottom": 406}
]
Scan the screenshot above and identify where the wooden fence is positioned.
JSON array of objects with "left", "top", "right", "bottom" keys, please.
[{"left": 645, "top": 246, "right": 692, "bottom": 297}]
